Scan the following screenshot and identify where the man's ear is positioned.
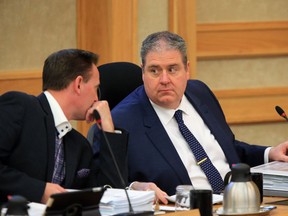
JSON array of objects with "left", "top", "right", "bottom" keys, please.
[
  {"left": 186, "top": 61, "right": 190, "bottom": 79},
  {"left": 74, "top": 76, "right": 83, "bottom": 94},
  {"left": 141, "top": 64, "right": 144, "bottom": 81}
]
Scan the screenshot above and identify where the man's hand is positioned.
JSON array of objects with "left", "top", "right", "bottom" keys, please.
[
  {"left": 269, "top": 140, "right": 288, "bottom": 162},
  {"left": 130, "top": 181, "right": 169, "bottom": 205},
  {"left": 86, "top": 100, "right": 114, "bottom": 132},
  {"left": 41, "top": 183, "right": 66, "bottom": 204}
]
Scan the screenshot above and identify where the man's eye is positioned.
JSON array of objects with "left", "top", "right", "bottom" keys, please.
[
  {"left": 169, "top": 67, "right": 176, "bottom": 73},
  {"left": 150, "top": 69, "right": 158, "bottom": 74}
]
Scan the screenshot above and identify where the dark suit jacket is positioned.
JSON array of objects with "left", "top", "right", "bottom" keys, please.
[
  {"left": 102, "top": 80, "right": 267, "bottom": 195},
  {"left": 0, "top": 92, "right": 128, "bottom": 202}
]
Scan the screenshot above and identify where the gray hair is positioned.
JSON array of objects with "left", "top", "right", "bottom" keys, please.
[{"left": 140, "top": 31, "right": 187, "bottom": 66}]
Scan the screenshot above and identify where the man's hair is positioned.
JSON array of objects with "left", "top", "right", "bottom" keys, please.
[
  {"left": 42, "top": 49, "right": 99, "bottom": 91},
  {"left": 140, "top": 31, "right": 187, "bottom": 67}
]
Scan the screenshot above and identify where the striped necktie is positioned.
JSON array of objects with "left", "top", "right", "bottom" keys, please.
[
  {"left": 52, "top": 132, "right": 65, "bottom": 184},
  {"left": 174, "top": 110, "right": 224, "bottom": 193}
]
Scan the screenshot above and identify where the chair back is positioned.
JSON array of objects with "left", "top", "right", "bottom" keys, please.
[
  {"left": 98, "top": 62, "right": 143, "bottom": 110},
  {"left": 87, "top": 62, "right": 143, "bottom": 144}
]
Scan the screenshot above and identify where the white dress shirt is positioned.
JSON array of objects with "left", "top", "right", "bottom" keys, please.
[
  {"left": 44, "top": 91, "right": 72, "bottom": 139},
  {"left": 151, "top": 95, "right": 231, "bottom": 190}
]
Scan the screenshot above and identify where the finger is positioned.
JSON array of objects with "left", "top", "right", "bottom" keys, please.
[{"left": 157, "top": 193, "right": 168, "bottom": 205}]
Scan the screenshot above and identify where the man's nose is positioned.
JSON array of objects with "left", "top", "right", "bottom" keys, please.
[{"left": 160, "top": 71, "right": 170, "bottom": 83}]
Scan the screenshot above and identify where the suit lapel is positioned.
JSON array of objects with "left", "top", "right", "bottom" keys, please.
[
  {"left": 37, "top": 93, "right": 57, "bottom": 181},
  {"left": 184, "top": 83, "right": 240, "bottom": 165},
  {"left": 63, "top": 131, "right": 79, "bottom": 187}
]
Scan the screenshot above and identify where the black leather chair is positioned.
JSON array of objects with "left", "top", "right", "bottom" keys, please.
[
  {"left": 97, "top": 62, "right": 143, "bottom": 110},
  {"left": 87, "top": 62, "right": 143, "bottom": 144}
]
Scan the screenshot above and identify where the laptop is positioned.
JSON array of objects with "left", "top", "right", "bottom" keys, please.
[{"left": 44, "top": 187, "right": 106, "bottom": 216}]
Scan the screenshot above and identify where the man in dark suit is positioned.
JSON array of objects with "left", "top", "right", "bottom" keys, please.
[
  {"left": 0, "top": 49, "right": 128, "bottom": 203},
  {"left": 93, "top": 31, "right": 288, "bottom": 204}
]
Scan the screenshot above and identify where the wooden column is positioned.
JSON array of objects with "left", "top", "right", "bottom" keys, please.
[
  {"left": 77, "top": 0, "right": 138, "bottom": 136},
  {"left": 168, "top": 0, "right": 197, "bottom": 78}
]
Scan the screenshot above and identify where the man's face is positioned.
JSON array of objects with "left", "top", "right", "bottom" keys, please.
[
  {"left": 142, "top": 49, "right": 190, "bottom": 109},
  {"left": 79, "top": 64, "right": 100, "bottom": 118}
]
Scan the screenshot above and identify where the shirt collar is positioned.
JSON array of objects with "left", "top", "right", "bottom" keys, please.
[
  {"left": 150, "top": 95, "right": 191, "bottom": 125},
  {"left": 177, "top": 96, "right": 191, "bottom": 116},
  {"left": 44, "top": 91, "right": 72, "bottom": 138}
]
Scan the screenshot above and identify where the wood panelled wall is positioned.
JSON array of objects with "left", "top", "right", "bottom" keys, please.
[
  {"left": 0, "top": 71, "right": 42, "bottom": 95},
  {"left": 196, "top": 21, "right": 288, "bottom": 124},
  {"left": 197, "top": 21, "right": 288, "bottom": 59},
  {"left": 1, "top": 0, "right": 288, "bottom": 136}
]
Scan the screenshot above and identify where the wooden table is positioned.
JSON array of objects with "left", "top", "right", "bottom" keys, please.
[{"left": 161, "top": 196, "right": 288, "bottom": 215}]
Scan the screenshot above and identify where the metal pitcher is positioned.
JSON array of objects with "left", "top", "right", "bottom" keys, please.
[{"left": 223, "top": 163, "right": 260, "bottom": 214}]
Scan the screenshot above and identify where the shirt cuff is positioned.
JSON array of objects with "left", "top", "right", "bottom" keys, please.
[
  {"left": 264, "top": 147, "right": 272, "bottom": 163},
  {"left": 126, "top": 181, "right": 136, "bottom": 190}
]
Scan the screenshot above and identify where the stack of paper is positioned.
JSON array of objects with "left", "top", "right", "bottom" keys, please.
[
  {"left": 99, "top": 188, "right": 155, "bottom": 215},
  {"left": 251, "top": 161, "right": 288, "bottom": 197}
]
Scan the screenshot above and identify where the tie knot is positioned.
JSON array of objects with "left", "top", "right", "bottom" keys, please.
[{"left": 174, "top": 110, "right": 183, "bottom": 123}]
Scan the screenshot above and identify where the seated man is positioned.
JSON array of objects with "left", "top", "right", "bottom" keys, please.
[
  {"left": 93, "top": 31, "right": 288, "bottom": 204},
  {"left": 0, "top": 49, "right": 128, "bottom": 204}
]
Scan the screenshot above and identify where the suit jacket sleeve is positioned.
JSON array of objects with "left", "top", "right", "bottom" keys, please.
[
  {"left": 0, "top": 92, "right": 47, "bottom": 202},
  {"left": 93, "top": 128, "right": 129, "bottom": 188}
]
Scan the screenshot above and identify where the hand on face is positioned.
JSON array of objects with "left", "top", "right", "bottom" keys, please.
[{"left": 86, "top": 100, "right": 115, "bottom": 132}]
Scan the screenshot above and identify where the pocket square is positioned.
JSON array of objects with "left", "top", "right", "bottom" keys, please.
[{"left": 77, "top": 168, "right": 90, "bottom": 178}]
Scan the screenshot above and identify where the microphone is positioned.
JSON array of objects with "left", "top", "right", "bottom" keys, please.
[
  {"left": 93, "top": 110, "right": 153, "bottom": 216},
  {"left": 275, "top": 106, "right": 288, "bottom": 121}
]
